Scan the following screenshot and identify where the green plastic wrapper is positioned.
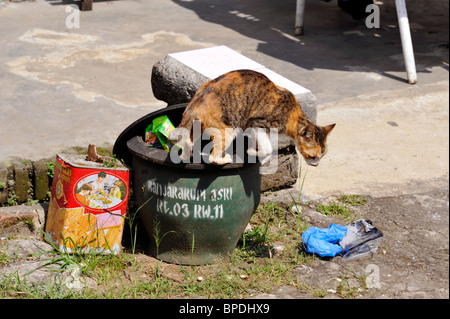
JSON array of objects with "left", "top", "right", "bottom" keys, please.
[{"left": 145, "top": 115, "right": 181, "bottom": 152}]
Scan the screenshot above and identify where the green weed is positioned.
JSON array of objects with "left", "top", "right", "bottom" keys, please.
[
  {"left": 316, "top": 201, "right": 351, "bottom": 219},
  {"left": 338, "top": 194, "right": 367, "bottom": 206},
  {"left": 46, "top": 162, "right": 55, "bottom": 178}
]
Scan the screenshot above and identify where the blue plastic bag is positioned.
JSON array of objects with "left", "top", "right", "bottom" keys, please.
[{"left": 302, "top": 224, "right": 347, "bottom": 257}]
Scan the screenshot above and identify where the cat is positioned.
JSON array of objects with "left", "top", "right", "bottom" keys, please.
[{"left": 170, "top": 69, "right": 335, "bottom": 166}]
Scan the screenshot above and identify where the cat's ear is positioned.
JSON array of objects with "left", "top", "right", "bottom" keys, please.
[{"left": 322, "top": 123, "right": 336, "bottom": 136}]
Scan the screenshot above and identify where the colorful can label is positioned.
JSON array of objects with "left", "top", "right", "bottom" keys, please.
[{"left": 45, "top": 154, "right": 130, "bottom": 254}]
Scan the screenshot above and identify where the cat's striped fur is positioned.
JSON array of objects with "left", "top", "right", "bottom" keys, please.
[{"left": 171, "top": 69, "right": 335, "bottom": 166}]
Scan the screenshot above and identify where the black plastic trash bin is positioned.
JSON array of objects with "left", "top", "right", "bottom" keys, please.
[{"left": 113, "top": 104, "right": 261, "bottom": 264}]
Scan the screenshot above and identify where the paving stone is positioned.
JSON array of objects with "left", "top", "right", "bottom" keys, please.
[
  {"left": 0, "top": 162, "right": 7, "bottom": 205},
  {"left": 13, "top": 162, "right": 31, "bottom": 204},
  {"left": 33, "top": 159, "right": 50, "bottom": 201}
]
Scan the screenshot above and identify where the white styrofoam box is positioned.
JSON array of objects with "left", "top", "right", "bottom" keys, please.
[{"left": 169, "top": 45, "right": 264, "bottom": 79}]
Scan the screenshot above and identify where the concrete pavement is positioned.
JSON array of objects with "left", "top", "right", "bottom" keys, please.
[{"left": 0, "top": 0, "right": 448, "bottom": 199}]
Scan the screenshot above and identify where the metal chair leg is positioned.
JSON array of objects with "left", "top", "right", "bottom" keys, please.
[
  {"left": 295, "top": 0, "right": 306, "bottom": 36},
  {"left": 395, "top": 0, "right": 417, "bottom": 84}
]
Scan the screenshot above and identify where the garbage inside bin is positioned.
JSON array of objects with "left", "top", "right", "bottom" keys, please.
[
  {"left": 302, "top": 219, "right": 383, "bottom": 259},
  {"left": 145, "top": 115, "right": 181, "bottom": 152},
  {"left": 145, "top": 126, "right": 162, "bottom": 148}
]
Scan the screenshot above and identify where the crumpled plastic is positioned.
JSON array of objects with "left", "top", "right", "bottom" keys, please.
[
  {"left": 339, "top": 219, "right": 383, "bottom": 260},
  {"left": 301, "top": 223, "right": 347, "bottom": 257},
  {"left": 302, "top": 219, "right": 383, "bottom": 259}
]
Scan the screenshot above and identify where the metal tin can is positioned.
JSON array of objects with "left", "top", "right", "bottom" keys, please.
[{"left": 45, "top": 154, "right": 130, "bottom": 254}]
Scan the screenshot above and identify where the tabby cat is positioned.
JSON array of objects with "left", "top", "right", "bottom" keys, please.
[{"left": 170, "top": 69, "right": 335, "bottom": 166}]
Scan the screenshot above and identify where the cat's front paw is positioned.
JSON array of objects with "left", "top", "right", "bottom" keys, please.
[
  {"left": 209, "top": 153, "right": 232, "bottom": 165},
  {"left": 180, "top": 149, "right": 191, "bottom": 161},
  {"left": 247, "top": 148, "right": 258, "bottom": 157}
]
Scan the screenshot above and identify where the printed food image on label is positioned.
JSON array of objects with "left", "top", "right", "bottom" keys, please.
[{"left": 74, "top": 171, "right": 128, "bottom": 211}]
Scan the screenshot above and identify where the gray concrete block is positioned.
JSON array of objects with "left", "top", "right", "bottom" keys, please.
[
  {"left": 151, "top": 55, "right": 209, "bottom": 106},
  {"left": 260, "top": 150, "right": 299, "bottom": 192}
]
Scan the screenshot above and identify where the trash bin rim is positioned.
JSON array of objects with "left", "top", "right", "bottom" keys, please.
[
  {"left": 127, "top": 135, "right": 253, "bottom": 170},
  {"left": 113, "top": 103, "right": 189, "bottom": 167},
  {"left": 115, "top": 103, "right": 261, "bottom": 170}
]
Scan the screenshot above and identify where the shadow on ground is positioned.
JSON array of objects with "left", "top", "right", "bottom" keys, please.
[{"left": 173, "top": 0, "right": 449, "bottom": 83}]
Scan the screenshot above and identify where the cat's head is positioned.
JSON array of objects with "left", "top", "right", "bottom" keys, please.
[{"left": 296, "top": 123, "right": 335, "bottom": 167}]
